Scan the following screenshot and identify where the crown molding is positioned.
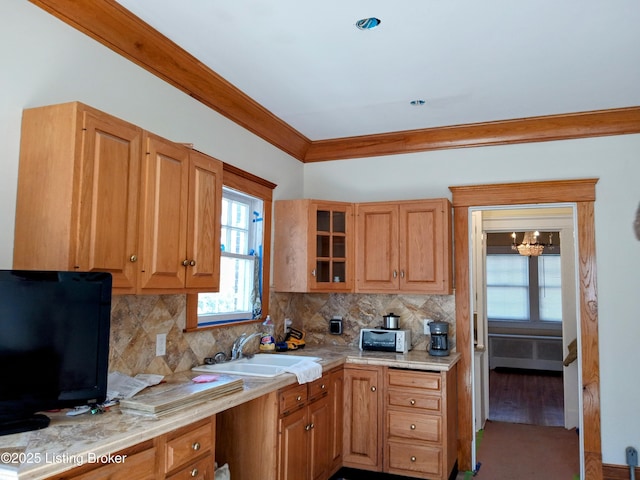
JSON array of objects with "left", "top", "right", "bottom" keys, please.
[
  {"left": 28, "top": 0, "right": 311, "bottom": 160},
  {"left": 304, "top": 107, "right": 640, "bottom": 162},
  {"left": 30, "top": 0, "right": 640, "bottom": 163}
]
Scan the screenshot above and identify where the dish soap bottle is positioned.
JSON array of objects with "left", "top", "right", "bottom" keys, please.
[{"left": 259, "top": 315, "right": 275, "bottom": 352}]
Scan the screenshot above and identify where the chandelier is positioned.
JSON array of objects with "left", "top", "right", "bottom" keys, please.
[{"left": 511, "top": 231, "right": 551, "bottom": 257}]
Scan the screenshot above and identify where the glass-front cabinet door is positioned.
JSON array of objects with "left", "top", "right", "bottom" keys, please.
[{"left": 311, "top": 202, "right": 353, "bottom": 291}]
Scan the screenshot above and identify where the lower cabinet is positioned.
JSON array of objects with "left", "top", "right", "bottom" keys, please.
[
  {"left": 278, "top": 368, "right": 342, "bottom": 480},
  {"left": 384, "top": 366, "right": 458, "bottom": 480},
  {"left": 63, "top": 442, "right": 157, "bottom": 480},
  {"left": 214, "top": 368, "right": 341, "bottom": 480},
  {"left": 343, "top": 364, "right": 458, "bottom": 480},
  {"left": 163, "top": 418, "right": 216, "bottom": 479},
  {"left": 59, "top": 417, "right": 216, "bottom": 480},
  {"left": 342, "top": 365, "right": 383, "bottom": 471}
]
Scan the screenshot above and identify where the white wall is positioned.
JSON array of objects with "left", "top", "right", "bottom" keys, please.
[
  {"left": 0, "top": 0, "right": 304, "bottom": 267},
  {"left": 304, "top": 135, "right": 640, "bottom": 465},
  {"left": 2, "top": 0, "right": 639, "bottom": 467}
]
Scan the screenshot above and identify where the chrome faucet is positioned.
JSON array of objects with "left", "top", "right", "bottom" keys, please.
[{"left": 231, "top": 332, "right": 263, "bottom": 360}]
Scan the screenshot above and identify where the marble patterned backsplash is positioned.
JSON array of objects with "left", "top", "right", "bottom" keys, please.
[{"left": 108, "top": 292, "right": 456, "bottom": 376}]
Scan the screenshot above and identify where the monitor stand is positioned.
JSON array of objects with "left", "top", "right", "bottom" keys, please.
[{"left": 0, "top": 413, "right": 50, "bottom": 436}]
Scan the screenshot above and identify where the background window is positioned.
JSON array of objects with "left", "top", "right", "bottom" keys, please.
[{"left": 486, "top": 241, "right": 562, "bottom": 325}]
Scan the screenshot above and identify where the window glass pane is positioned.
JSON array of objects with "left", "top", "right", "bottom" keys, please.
[
  {"left": 198, "top": 186, "right": 264, "bottom": 326},
  {"left": 199, "top": 256, "right": 254, "bottom": 316},
  {"left": 486, "top": 255, "right": 529, "bottom": 321},
  {"left": 539, "top": 255, "right": 562, "bottom": 322}
]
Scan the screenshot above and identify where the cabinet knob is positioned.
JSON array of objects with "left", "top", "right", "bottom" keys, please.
[
  {"left": 190, "top": 468, "right": 199, "bottom": 477},
  {"left": 410, "top": 424, "right": 416, "bottom": 430},
  {"left": 392, "top": 270, "right": 398, "bottom": 278},
  {"left": 370, "top": 386, "right": 377, "bottom": 392},
  {"left": 192, "top": 442, "right": 201, "bottom": 451},
  {"left": 189, "top": 260, "right": 196, "bottom": 266},
  {"left": 400, "top": 270, "right": 405, "bottom": 278},
  {"left": 311, "top": 269, "right": 317, "bottom": 277},
  {"left": 129, "top": 255, "right": 138, "bottom": 263},
  {"left": 320, "top": 384, "right": 326, "bottom": 389},
  {"left": 182, "top": 259, "right": 190, "bottom": 266},
  {"left": 410, "top": 399, "right": 416, "bottom": 406},
  {"left": 305, "top": 424, "right": 311, "bottom": 431},
  {"left": 410, "top": 456, "right": 416, "bottom": 462},
  {"left": 296, "top": 395, "right": 302, "bottom": 402}
]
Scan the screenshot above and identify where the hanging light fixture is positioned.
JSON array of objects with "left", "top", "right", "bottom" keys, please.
[{"left": 511, "top": 231, "right": 552, "bottom": 257}]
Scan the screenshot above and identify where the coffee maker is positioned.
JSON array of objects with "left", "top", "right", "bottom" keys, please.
[{"left": 428, "top": 321, "right": 450, "bottom": 356}]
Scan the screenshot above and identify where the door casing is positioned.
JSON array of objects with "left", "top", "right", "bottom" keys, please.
[{"left": 449, "top": 178, "right": 601, "bottom": 479}]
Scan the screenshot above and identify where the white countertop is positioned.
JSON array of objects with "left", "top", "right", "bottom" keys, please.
[{"left": 0, "top": 345, "right": 459, "bottom": 480}]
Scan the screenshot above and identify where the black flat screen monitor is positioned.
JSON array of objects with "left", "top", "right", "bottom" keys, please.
[{"left": 0, "top": 270, "right": 112, "bottom": 436}]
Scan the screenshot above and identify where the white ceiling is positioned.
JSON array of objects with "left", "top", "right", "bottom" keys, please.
[{"left": 115, "top": 0, "right": 640, "bottom": 141}]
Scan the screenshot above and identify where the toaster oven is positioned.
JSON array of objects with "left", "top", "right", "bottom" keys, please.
[{"left": 359, "top": 328, "right": 412, "bottom": 353}]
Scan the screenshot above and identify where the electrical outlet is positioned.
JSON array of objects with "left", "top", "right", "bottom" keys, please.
[
  {"left": 626, "top": 446, "right": 638, "bottom": 467},
  {"left": 156, "top": 333, "right": 167, "bottom": 356},
  {"left": 423, "top": 319, "right": 432, "bottom": 335}
]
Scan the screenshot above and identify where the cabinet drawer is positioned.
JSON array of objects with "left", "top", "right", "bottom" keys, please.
[
  {"left": 387, "top": 410, "right": 442, "bottom": 442},
  {"left": 166, "top": 455, "right": 214, "bottom": 480},
  {"left": 71, "top": 447, "right": 157, "bottom": 480},
  {"left": 386, "top": 441, "right": 442, "bottom": 477},
  {"left": 165, "top": 422, "right": 213, "bottom": 473},
  {"left": 387, "top": 389, "right": 441, "bottom": 412},
  {"left": 387, "top": 369, "right": 441, "bottom": 392},
  {"left": 308, "top": 376, "right": 329, "bottom": 401},
  {"left": 279, "top": 384, "right": 307, "bottom": 415}
]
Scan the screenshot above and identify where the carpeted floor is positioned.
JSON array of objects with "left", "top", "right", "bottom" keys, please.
[{"left": 472, "top": 420, "right": 580, "bottom": 479}]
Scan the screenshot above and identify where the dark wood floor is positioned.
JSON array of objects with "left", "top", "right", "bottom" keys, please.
[{"left": 488, "top": 367, "right": 564, "bottom": 427}]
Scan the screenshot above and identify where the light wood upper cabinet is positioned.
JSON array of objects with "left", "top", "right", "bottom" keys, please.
[
  {"left": 274, "top": 199, "right": 354, "bottom": 293},
  {"left": 356, "top": 199, "right": 452, "bottom": 294},
  {"left": 138, "top": 136, "right": 222, "bottom": 293},
  {"left": 13, "top": 102, "right": 221, "bottom": 294},
  {"left": 14, "top": 102, "right": 143, "bottom": 293},
  {"left": 185, "top": 150, "right": 223, "bottom": 289}
]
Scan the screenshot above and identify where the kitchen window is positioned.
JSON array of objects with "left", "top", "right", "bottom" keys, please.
[
  {"left": 185, "top": 164, "right": 274, "bottom": 331},
  {"left": 486, "top": 244, "right": 562, "bottom": 329}
]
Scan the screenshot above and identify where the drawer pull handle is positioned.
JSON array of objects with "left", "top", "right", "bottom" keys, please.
[
  {"left": 411, "top": 456, "right": 416, "bottom": 462},
  {"left": 192, "top": 442, "right": 201, "bottom": 451},
  {"left": 371, "top": 386, "right": 377, "bottom": 392},
  {"left": 410, "top": 424, "right": 416, "bottom": 430},
  {"left": 296, "top": 395, "right": 302, "bottom": 401},
  {"left": 410, "top": 399, "right": 416, "bottom": 405},
  {"left": 190, "top": 468, "right": 199, "bottom": 477}
]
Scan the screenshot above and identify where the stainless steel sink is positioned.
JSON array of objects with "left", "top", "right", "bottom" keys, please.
[{"left": 192, "top": 354, "right": 321, "bottom": 378}]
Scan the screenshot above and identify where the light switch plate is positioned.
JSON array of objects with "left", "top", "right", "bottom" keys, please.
[
  {"left": 156, "top": 333, "right": 167, "bottom": 356},
  {"left": 423, "top": 319, "right": 432, "bottom": 335}
]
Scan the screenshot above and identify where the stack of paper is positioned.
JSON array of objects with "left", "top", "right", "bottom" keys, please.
[{"left": 119, "top": 375, "right": 243, "bottom": 417}]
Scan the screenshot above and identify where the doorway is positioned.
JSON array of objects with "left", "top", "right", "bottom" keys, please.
[
  {"left": 472, "top": 207, "right": 580, "bottom": 432},
  {"left": 449, "top": 178, "right": 601, "bottom": 477}
]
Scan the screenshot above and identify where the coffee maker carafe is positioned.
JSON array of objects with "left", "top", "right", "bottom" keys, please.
[{"left": 428, "top": 321, "right": 449, "bottom": 356}]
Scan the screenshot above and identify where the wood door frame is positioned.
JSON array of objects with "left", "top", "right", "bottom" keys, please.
[{"left": 449, "top": 178, "right": 602, "bottom": 479}]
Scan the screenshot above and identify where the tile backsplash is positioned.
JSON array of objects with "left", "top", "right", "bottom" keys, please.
[{"left": 108, "top": 292, "right": 456, "bottom": 376}]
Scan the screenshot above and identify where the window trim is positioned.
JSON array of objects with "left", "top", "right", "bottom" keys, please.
[{"left": 185, "top": 163, "right": 275, "bottom": 332}]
